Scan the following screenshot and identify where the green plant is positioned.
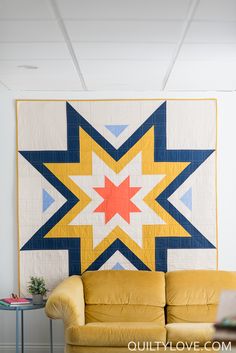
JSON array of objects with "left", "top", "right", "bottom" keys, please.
[{"left": 28, "top": 276, "right": 48, "bottom": 296}]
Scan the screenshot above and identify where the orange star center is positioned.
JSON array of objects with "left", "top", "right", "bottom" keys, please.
[{"left": 93, "top": 176, "right": 141, "bottom": 224}]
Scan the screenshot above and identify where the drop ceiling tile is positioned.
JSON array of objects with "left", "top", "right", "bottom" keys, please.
[
  {"left": 0, "top": 77, "right": 83, "bottom": 91},
  {"left": 57, "top": 0, "right": 191, "bottom": 20},
  {"left": 167, "top": 43, "right": 236, "bottom": 90},
  {"left": 0, "top": 21, "right": 64, "bottom": 42},
  {"left": 0, "top": 0, "right": 55, "bottom": 19},
  {"left": 0, "top": 60, "right": 83, "bottom": 90},
  {"left": 185, "top": 21, "right": 236, "bottom": 43},
  {"left": 166, "top": 60, "right": 236, "bottom": 91},
  {"left": 194, "top": 0, "right": 236, "bottom": 21},
  {"left": 178, "top": 43, "right": 236, "bottom": 61},
  {"left": 65, "top": 20, "right": 183, "bottom": 42},
  {"left": 79, "top": 60, "right": 169, "bottom": 90},
  {"left": 73, "top": 42, "right": 175, "bottom": 60},
  {"left": 0, "top": 43, "right": 71, "bottom": 60}
]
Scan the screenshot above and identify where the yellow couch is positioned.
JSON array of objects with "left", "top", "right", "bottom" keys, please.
[{"left": 45, "top": 270, "right": 236, "bottom": 353}]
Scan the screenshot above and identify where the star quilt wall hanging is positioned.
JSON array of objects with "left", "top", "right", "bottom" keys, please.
[{"left": 17, "top": 99, "right": 217, "bottom": 295}]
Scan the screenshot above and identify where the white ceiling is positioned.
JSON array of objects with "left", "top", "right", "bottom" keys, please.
[{"left": 0, "top": 0, "right": 235, "bottom": 91}]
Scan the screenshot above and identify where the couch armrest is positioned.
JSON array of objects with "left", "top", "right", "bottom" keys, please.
[{"left": 45, "top": 275, "right": 85, "bottom": 327}]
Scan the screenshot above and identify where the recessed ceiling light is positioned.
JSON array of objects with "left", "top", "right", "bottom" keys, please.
[{"left": 17, "top": 65, "right": 39, "bottom": 70}]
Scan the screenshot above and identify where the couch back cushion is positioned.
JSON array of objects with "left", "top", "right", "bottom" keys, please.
[
  {"left": 166, "top": 270, "right": 236, "bottom": 323},
  {"left": 82, "top": 270, "right": 165, "bottom": 324}
]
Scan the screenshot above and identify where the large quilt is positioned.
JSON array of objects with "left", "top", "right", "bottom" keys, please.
[{"left": 17, "top": 99, "right": 217, "bottom": 294}]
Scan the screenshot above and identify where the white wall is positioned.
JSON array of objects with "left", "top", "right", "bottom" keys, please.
[{"left": 0, "top": 89, "right": 236, "bottom": 352}]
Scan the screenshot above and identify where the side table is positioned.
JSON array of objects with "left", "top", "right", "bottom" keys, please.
[{"left": 0, "top": 300, "right": 53, "bottom": 353}]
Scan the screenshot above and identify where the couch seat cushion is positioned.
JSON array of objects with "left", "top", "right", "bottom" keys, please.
[
  {"left": 166, "top": 323, "right": 214, "bottom": 345},
  {"left": 66, "top": 322, "right": 166, "bottom": 347}
]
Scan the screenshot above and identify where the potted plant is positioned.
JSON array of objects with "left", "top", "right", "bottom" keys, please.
[{"left": 28, "top": 276, "right": 48, "bottom": 305}]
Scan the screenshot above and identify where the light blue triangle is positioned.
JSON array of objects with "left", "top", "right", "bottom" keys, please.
[
  {"left": 105, "top": 125, "right": 128, "bottom": 137},
  {"left": 112, "top": 262, "right": 125, "bottom": 270},
  {"left": 180, "top": 188, "right": 192, "bottom": 211},
  {"left": 42, "top": 189, "right": 55, "bottom": 212}
]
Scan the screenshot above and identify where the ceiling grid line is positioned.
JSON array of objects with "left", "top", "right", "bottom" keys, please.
[
  {"left": 49, "top": 0, "right": 88, "bottom": 90},
  {"left": 161, "top": 0, "right": 200, "bottom": 90},
  {"left": 0, "top": 79, "right": 10, "bottom": 90}
]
